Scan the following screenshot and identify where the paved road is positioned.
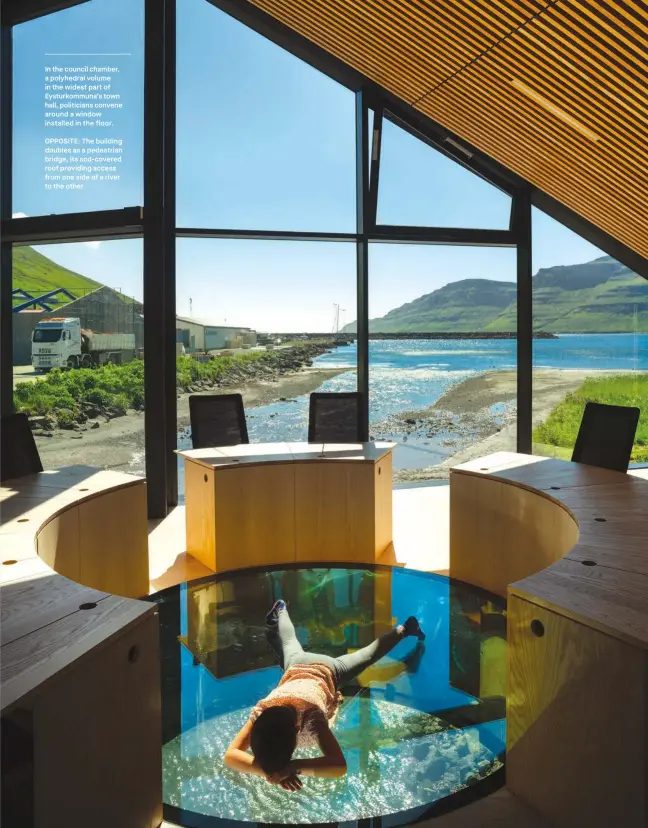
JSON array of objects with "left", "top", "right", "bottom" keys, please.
[{"left": 13, "top": 365, "right": 42, "bottom": 389}]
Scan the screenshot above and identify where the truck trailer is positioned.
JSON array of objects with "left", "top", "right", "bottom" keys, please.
[{"left": 31, "top": 317, "right": 138, "bottom": 371}]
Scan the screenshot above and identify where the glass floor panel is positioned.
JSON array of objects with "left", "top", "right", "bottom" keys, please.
[{"left": 149, "top": 564, "right": 507, "bottom": 827}]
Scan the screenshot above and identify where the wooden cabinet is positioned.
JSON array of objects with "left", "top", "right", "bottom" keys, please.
[
  {"left": 33, "top": 611, "right": 162, "bottom": 828},
  {"left": 294, "top": 451, "right": 392, "bottom": 563},
  {"left": 183, "top": 443, "right": 394, "bottom": 573},
  {"left": 507, "top": 596, "right": 647, "bottom": 828},
  {"left": 1, "top": 592, "right": 161, "bottom": 828}
]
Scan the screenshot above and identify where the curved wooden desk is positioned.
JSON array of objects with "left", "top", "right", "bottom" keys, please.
[
  {"left": 450, "top": 452, "right": 648, "bottom": 828},
  {"left": 0, "top": 467, "right": 160, "bottom": 828},
  {"left": 179, "top": 441, "right": 394, "bottom": 572},
  {"left": 1, "top": 466, "right": 149, "bottom": 598}
]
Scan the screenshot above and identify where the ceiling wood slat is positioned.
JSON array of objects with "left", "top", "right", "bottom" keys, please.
[{"left": 248, "top": 0, "right": 648, "bottom": 263}]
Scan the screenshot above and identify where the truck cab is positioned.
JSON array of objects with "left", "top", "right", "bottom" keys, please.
[{"left": 32, "top": 318, "right": 83, "bottom": 371}]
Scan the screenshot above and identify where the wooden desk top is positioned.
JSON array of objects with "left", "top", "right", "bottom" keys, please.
[
  {"left": 178, "top": 441, "right": 396, "bottom": 469},
  {"left": 0, "top": 467, "right": 153, "bottom": 713},
  {"left": 451, "top": 452, "right": 648, "bottom": 650}
]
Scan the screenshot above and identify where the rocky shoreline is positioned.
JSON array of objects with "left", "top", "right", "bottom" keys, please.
[
  {"left": 34, "top": 341, "right": 349, "bottom": 471},
  {"left": 29, "top": 341, "right": 337, "bottom": 438},
  {"left": 387, "top": 368, "right": 620, "bottom": 482}
]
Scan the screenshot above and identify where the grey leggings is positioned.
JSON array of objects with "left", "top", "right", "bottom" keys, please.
[{"left": 273, "top": 606, "right": 405, "bottom": 688}]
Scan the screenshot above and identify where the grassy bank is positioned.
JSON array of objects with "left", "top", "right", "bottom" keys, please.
[
  {"left": 533, "top": 373, "right": 648, "bottom": 463},
  {"left": 14, "top": 344, "right": 333, "bottom": 427}
]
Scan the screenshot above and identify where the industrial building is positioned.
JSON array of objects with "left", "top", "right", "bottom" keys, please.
[
  {"left": 175, "top": 316, "right": 257, "bottom": 353},
  {"left": 12, "top": 285, "right": 144, "bottom": 365},
  {"left": 13, "top": 296, "right": 256, "bottom": 366}
]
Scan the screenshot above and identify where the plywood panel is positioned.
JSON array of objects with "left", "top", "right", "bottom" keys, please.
[
  {"left": 185, "top": 459, "right": 217, "bottom": 571},
  {"left": 213, "top": 463, "right": 295, "bottom": 571},
  {"left": 77, "top": 482, "right": 149, "bottom": 598},
  {"left": 294, "top": 461, "right": 375, "bottom": 563},
  {"left": 507, "top": 595, "right": 647, "bottom": 828},
  {"left": 36, "top": 506, "right": 80, "bottom": 583},
  {"left": 33, "top": 612, "right": 162, "bottom": 828},
  {"left": 450, "top": 472, "right": 578, "bottom": 596}
]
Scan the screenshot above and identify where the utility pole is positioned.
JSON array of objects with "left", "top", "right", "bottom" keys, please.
[{"left": 333, "top": 303, "right": 346, "bottom": 333}]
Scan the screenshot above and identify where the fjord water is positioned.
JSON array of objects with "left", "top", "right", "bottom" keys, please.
[{"left": 175, "top": 333, "right": 647, "bottom": 481}]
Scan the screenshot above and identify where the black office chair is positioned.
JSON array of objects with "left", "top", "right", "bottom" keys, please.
[
  {"left": 189, "top": 393, "right": 249, "bottom": 448},
  {"left": 571, "top": 402, "right": 640, "bottom": 472},
  {"left": 1, "top": 413, "right": 44, "bottom": 482},
  {"left": 308, "top": 392, "right": 363, "bottom": 443}
]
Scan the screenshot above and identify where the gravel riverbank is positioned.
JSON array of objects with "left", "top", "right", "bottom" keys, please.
[
  {"left": 34, "top": 342, "right": 349, "bottom": 472},
  {"left": 390, "top": 368, "right": 621, "bottom": 482}
]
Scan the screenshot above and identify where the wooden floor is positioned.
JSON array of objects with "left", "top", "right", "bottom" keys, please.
[{"left": 147, "top": 484, "right": 452, "bottom": 593}]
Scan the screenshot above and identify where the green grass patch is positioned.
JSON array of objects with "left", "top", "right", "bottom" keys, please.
[
  {"left": 13, "top": 347, "right": 315, "bottom": 426},
  {"left": 533, "top": 373, "right": 648, "bottom": 463},
  {"left": 14, "top": 360, "right": 146, "bottom": 424}
]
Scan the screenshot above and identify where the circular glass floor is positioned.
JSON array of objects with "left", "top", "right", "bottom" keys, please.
[{"left": 150, "top": 564, "right": 507, "bottom": 827}]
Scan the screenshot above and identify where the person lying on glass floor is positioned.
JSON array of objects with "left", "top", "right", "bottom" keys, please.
[{"left": 224, "top": 600, "right": 425, "bottom": 791}]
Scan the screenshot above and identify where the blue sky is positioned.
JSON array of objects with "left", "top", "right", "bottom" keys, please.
[{"left": 13, "top": 0, "right": 607, "bottom": 331}]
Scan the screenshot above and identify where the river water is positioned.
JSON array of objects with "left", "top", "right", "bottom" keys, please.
[{"left": 173, "top": 333, "right": 647, "bottom": 489}]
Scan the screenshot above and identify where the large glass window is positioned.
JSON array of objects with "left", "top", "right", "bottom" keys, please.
[
  {"left": 175, "top": 239, "right": 357, "bottom": 497},
  {"left": 376, "top": 119, "right": 512, "bottom": 229},
  {"left": 364, "top": 244, "right": 517, "bottom": 482},
  {"left": 176, "top": 0, "right": 355, "bottom": 231},
  {"left": 12, "top": 240, "right": 144, "bottom": 474},
  {"left": 531, "top": 210, "right": 648, "bottom": 464},
  {"left": 12, "top": 0, "right": 144, "bottom": 216}
]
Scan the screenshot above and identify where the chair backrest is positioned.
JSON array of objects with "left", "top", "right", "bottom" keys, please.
[
  {"left": 1, "top": 413, "right": 44, "bottom": 482},
  {"left": 308, "top": 392, "right": 363, "bottom": 443},
  {"left": 571, "top": 402, "right": 640, "bottom": 472},
  {"left": 189, "top": 394, "right": 249, "bottom": 448}
]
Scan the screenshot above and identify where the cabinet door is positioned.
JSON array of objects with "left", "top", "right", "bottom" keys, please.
[
  {"left": 507, "top": 595, "right": 647, "bottom": 828},
  {"left": 294, "top": 462, "right": 375, "bottom": 564},
  {"left": 214, "top": 463, "right": 295, "bottom": 571},
  {"left": 33, "top": 612, "right": 162, "bottom": 828}
]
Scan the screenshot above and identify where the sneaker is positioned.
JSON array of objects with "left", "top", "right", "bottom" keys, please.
[
  {"left": 402, "top": 616, "right": 426, "bottom": 641},
  {"left": 266, "top": 599, "right": 287, "bottom": 625}
]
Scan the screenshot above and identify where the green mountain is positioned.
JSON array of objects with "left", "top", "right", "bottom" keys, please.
[
  {"left": 12, "top": 246, "right": 101, "bottom": 307},
  {"left": 343, "top": 256, "right": 648, "bottom": 333}
]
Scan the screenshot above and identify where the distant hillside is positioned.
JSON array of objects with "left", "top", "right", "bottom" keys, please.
[
  {"left": 12, "top": 246, "right": 101, "bottom": 307},
  {"left": 343, "top": 256, "right": 648, "bottom": 334}
]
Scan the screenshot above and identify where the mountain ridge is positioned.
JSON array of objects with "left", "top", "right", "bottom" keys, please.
[
  {"left": 343, "top": 255, "right": 648, "bottom": 334},
  {"left": 12, "top": 246, "right": 102, "bottom": 305}
]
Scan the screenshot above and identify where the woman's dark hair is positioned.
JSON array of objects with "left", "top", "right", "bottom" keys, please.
[{"left": 250, "top": 706, "right": 298, "bottom": 775}]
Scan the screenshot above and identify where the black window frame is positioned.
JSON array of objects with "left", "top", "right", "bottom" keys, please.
[{"left": 2, "top": 0, "right": 646, "bottom": 517}]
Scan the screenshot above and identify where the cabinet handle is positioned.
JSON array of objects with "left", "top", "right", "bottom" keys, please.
[
  {"left": 530, "top": 620, "right": 545, "bottom": 638},
  {"left": 128, "top": 645, "right": 140, "bottom": 663}
]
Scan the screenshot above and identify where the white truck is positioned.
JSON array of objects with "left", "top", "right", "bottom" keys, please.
[{"left": 31, "top": 317, "right": 138, "bottom": 371}]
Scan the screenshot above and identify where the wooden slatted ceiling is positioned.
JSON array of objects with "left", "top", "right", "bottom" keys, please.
[{"left": 248, "top": 0, "right": 648, "bottom": 262}]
